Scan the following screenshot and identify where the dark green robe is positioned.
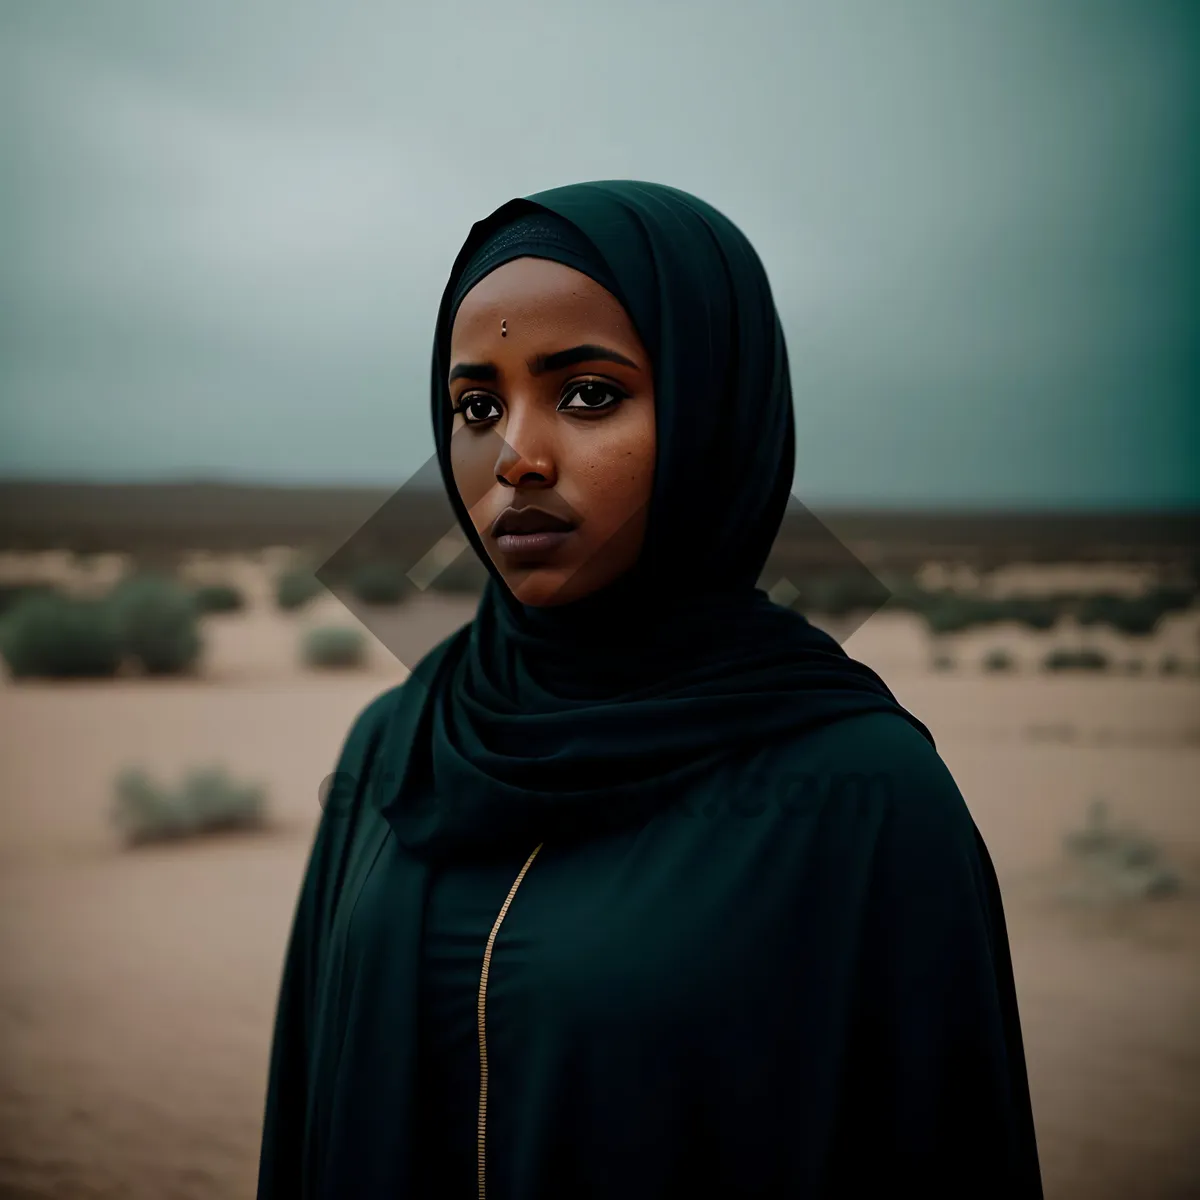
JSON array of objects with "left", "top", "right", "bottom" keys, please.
[{"left": 256, "top": 668, "right": 1043, "bottom": 1198}]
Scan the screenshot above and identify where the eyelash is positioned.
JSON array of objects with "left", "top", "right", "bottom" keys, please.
[{"left": 450, "top": 379, "right": 630, "bottom": 427}]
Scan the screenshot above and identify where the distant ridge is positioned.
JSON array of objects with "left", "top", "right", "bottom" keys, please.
[{"left": 0, "top": 480, "right": 1196, "bottom": 566}]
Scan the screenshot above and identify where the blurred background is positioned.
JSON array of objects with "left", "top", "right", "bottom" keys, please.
[{"left": 1, "top": 2, "right": 1197, "bottom": 1197}]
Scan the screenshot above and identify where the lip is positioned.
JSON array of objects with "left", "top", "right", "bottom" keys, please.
[
  {"left": 490, "top": 505, "right": 577, "bottom": 537},
  {"left": 494, "top": 529, "right": 574, "bottom": 558}
]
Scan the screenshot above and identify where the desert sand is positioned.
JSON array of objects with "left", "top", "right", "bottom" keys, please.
[{"left": 0, "top": 567, "right": 1197, "bottom": 1199}]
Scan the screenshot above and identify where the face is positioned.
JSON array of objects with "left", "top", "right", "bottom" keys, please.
[{"left": 447, "top": 256, "right": 656, "bottom": 607}]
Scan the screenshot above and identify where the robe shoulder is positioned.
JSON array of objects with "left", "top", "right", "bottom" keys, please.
[
  {"left": 763, "top": 709, "right": 980, "bottom": 854},
  {"left": 305, "top": 676, "right": 431, "bottom": 928},
  {"left": 328, "top": 681, "right": 411, "bottom": 793},
  {"left": 320, "top": 626, "right": 465, "bottom": 823},
  {"left": 255, "top": 677, "right": 415, "bottom": 1200},
  {"left": 771, "top": 708, "right": 959, "bottom": 802},
  {"left": 764, "top": 709, "right": 1004, "bottom": 980},
  {"left": 763, "top": 711, "right": 1043, "bottom": 1197}
]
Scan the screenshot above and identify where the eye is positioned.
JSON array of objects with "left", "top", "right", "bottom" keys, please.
[
  {"left": 451, "top": 394, "right": 501, "bottom": 426},
  {"left": 559, "top": 380, "right": 628, "bottom": 413}
]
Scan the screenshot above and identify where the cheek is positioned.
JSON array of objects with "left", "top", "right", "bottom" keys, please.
[
  {"left": 572, "top": 410, "right": 656, "bottom": 512},
  {"left": 449, "top": 424, "right": 504, "bottom": 512}
]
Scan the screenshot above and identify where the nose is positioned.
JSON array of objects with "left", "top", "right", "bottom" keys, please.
[{"left": 494, "top": 417, "right": 557, "bottom": 489}]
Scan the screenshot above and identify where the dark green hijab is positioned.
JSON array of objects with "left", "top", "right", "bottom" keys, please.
[{"left": 385, "top": 180, "right": 933, "bottom": 860}]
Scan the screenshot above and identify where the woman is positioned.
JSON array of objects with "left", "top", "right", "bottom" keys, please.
[{"left": 256, "top": 180, "right": 1043, "bottom": 1199}]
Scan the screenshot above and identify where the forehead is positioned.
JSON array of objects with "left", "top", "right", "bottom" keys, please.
[{"left": 450, "top": 257, "right": 638, "bottom": 349}]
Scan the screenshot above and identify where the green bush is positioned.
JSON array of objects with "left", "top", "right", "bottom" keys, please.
[
  {"left": 348, "top": 561, "right": 409, "bottom": 606},
  {"left": 1061, "top": 798, "right": 1180, "bottom": 902},
  {"left": 1147, "top": 584, "right": 1194, "bottom": 615},
  {"left": 923, "top": 595, "right": 978, "bottom": 635},
  {"left": 107, "top": 574, "right": 202, "bottom": 675},
  {"left": 1043, "top": 647, "right": 1109, "bottom": 672},
  {"left": 793, "top": 573, "right": 888, "bottom": 617},
  {"left": 974, "top": 597, "right": 1022, "bottom": 626},
  {"left": 899, "top": 587, "right": 1067, "bottom": 633},
  {"left": 884, "top": 580, "right": 931, "bottom": 614},
  {"left": 1063, "top": 798, "right": 1115, "bottom": 857},
  {"left": 192, "top": 582, "right": 245, "bottom": 614},
  {"left": 1076, "top": 593, "right": 1121, "bottom": 627},
  {"left": 302, "top": 626, "right": 367, "bottom": 669},
  {"left": 1077, "top": 593, "right": 1165, "bottom": 637},
  {"left": 112, "top": 766, "right": 267, "bottom": 846},
  {"left": 276, "top": 568, "right": 324, "bottom": 611},
  {"left": 0, "top": 582, "right": 58, "bottom": 616},
  {"left": 1109, "top": 597, "right": 1164, "bottom": 637},
  {"left": 0, "top": 591, "right": 123, "bottom": 678},
  {"left": 982, "top": 648, "right": 1016, "bottom": 672},
  {"left": 1159, "top": 653, "right": 1184, "bottom": 676},
  {"left": 428, "top": 553, "right": 490, "bottom": 595},
  {"left": 1005, "top": 596, "right": 1061, "bottom": 632}
]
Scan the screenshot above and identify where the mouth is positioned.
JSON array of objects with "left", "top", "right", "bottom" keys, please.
[{"left": 490, "top": 504, "right": 577, "bottom": 560}]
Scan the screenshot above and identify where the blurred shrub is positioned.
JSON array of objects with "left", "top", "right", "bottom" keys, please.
[
  {"left": 107, "top": 574, "right": 202, "bottom": 675},
  {"left": 883, "top": 579, "right": 930, "bottom": 614},
  {"left": 0, "top": 592, "right": 122, "bottom": 678},
  {"left": 899, "top": 586, "right": 1069, "bottom": 634},
  {"left": 793, "top": 573, "right": 889, "bottom": 617},
  {"left": 1158, "top": 653, "right": 1184, "bottom": 676},
  {"left": 975, "top": 597, "right": 1022, "bottom": 625},
  {"left": 1147, "top": 584, "right": 1194, "bottom": 615},
  {"left": 923, "top": 594, "right": 978, "bottom": 635},
  {"left": 982, "top": 648, "right": 1016, "bottom": 672},
  {"left": 112, "top": 765, "right": 267, "bottom": 846},
  {"left": 930, "top": 652, "right": 956, "bottom": 672},
  {"left": 1063, "top": 798, "right": 1116, "bottom": 857},
  {"left": 1043, "top": 647, "right": 1109, "bottom": 672},
  {"left": 1109, "top": 597, "right": 1164, "bottom": 637},
  {"left": 1076, "top": 592, "right": 1121, "bottom": 627},
  {"left": 429, "top": 553, "right": 490, "bottom": 595},
  {"left": 192, "top": 582, "right": 246, "bottom": 614},
  {"left": 1061, "top": 798, "right": 1180, "bottom": 902},
  {"left": 1004, "top": 596, "right": 1061, "bottom": 632},
  {"left": 0, "top": 582, "right": 58, "bottom": 616},
  {"left": 302, "top": 626, "right": 367, "bottom": 669},
  {"left": 1077, "top": 592, "right": 1167, "bottom": 637},
  {"left": 276, "top": 567, "right": 324, "bottom": 611},
  {"left": 348, "top": 561, "right": 409, "bottom": 606}
]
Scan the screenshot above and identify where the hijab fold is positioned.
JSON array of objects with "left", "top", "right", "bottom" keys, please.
[{"left": 379, "top": 180, "right": 933, "bottom": 862}]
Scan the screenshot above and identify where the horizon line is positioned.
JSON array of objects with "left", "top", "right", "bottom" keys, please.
[{"left": 0, "top": 475, "right": 1197, "bottom": 516}]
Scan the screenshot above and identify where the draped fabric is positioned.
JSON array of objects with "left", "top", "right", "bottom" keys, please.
[
  {"left": 255, "top": 181, "right": 1042, "bottom": 1200},
  {"left": 385, "top": 180, "right": 935, "bottom": 862}
]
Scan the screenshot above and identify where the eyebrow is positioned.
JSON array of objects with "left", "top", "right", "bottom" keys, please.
[{"left": 448, "top": 343, "right": 639, "bottom": 385}]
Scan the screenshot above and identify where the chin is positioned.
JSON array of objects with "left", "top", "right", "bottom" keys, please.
[{"left": 506, "top": 569, "right": 581, "bottom": 607}]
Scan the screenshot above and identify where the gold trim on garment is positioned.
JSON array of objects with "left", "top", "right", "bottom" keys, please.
[{"left": 477, "top": 842, "right": 544, "bottom": 1200}]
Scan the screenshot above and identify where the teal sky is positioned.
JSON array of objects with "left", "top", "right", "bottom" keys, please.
[{"left": 2, "top": 1, "right": 1197, "bottom": 508}]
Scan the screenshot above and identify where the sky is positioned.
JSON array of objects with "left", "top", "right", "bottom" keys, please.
[{"left": 2, "top": 0, "right": 1197, "bottom": 508}]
